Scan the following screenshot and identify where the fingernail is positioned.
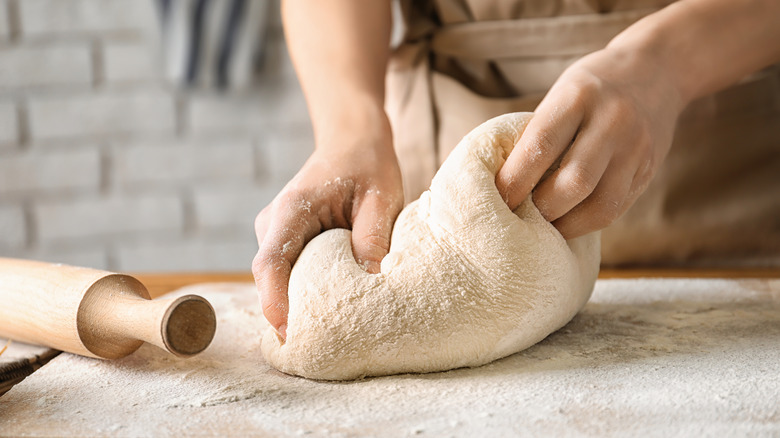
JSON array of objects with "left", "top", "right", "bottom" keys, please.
[
  {"left": 277, "top": 323, "right": 287, "bottom": 340},
  {"left": 365, "top": 260, "right": 381, "bottom": 274}
]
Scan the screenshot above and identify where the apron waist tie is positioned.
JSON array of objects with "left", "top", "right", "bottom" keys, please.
[{"left": 430, "top": 8, "right": 660, "bottom": 59}]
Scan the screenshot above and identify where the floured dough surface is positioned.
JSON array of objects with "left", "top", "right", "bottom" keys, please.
[{"left": 262, "top": 113, "right": 601, "bottom": 380}]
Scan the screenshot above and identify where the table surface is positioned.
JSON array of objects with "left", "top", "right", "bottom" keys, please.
[
  {"left": 2, "top": 269, "right": 779, "bottom": 398},
  {"left": 2, "top": 276, "right": 779, "bottom": 437},
  {"left": 134, "top": 268, "right": 780, "bottom": 298}
]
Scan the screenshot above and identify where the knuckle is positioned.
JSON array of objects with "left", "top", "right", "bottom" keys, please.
[
  {"left": 251, "top": 253, "right": 288, "bottom": 283},
  {"left": 500, "top": 174, "right": 534, "bottom": 205},
  {"left": 277, "top": 190, "right": 308, "bottom": 210},
  {"left": 568, "top": 87, "right": 588, "bottom": 110},
  {"left": 251, "top": 252, "right": 266, "bottom": 278},
  {"left": 561, "top": 164, "right": 598, "bottom": 199},
  {"left": 251, "top": 253, "right": 273, "bottom": 284},
  {"left": 628, "top": 139, "right": 659, "bottom": 196},
  {"left": 630, "top": 173, "right": 652, "bottom": 200},
  {"left": 254, "top": 207, "right": 271, "bottom": 233},
  {"left": 254, "top": 265, "right": 290, "bottom": 324},
  {"left": 568, "top": 72, "right": 602, "bottom": 100},
  {"left": 634, "top": 157, "right": 654, "bottom": 187},
  {"left": 272, "top": 188, "right": 321, "bottom": 226},
  {"left": 591, "top": 197, "right": 624, "bottom": 228},
  {"left": 529, "top": 129, "right": 559, "bottom": 159}
]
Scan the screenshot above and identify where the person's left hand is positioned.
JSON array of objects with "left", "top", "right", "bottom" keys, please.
[{"left": 496, "top": 45, "right": 686, "bottom": 239}]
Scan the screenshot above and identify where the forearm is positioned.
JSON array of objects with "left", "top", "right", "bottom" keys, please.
[
  {"left": 282, "top": 0, "right": 393, "bottom": 149},
  {"left": 608, "top": 0, "right": 780, "bottom": 105}
]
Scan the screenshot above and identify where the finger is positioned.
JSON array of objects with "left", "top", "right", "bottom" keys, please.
[
  {"left": 254, "top": 206, "right": 273, "bottom": 249},
  {"left": 552, "top": 158, "right": 635, "bottom": 240},
  {"left": 627, "top": 151, "right": 655, "bottom": 202},
  {"left": 252, "top": 196, "right": 321, "bottom": 339},
  {"left": 531, "top": 121, "right": 616, "bottom": 222},
  {"left": 252, "top": 251, "right": 290, "bottom": 338},
  {"left": 496, "top": 91, "right": 584, "bottom": 210},
  {"left": 351, "top": 189, "right": 402, "bottom": 274}
]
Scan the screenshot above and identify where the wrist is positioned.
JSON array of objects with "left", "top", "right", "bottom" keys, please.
[
  {"left": 606, "top": 5, "right": 697, "bottom": 107},
  {"left": 312, "top": 94, "right": 393, "bottom": 154}
]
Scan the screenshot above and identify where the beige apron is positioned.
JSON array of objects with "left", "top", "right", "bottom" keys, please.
[{"left": 385, "top": 0, "right": 780, "bottom": 267}]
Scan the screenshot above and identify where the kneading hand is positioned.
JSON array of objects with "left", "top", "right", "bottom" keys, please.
[
  {"left": 252, "top": 131, "right": 403, "bottom": 339},
  {"left": 496, "top": 45, "right": 685, "bottom": 239}
]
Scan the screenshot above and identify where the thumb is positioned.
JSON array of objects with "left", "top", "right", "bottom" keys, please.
[{"left": 351, "top": 191, "right": 400, "bottom": 274}]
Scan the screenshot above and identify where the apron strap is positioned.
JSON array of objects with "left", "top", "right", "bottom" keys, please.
[{"left": 430, "top": 8, "right": 659, "bottom": 59}]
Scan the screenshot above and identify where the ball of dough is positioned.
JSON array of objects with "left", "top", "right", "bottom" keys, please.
[{"left": 262, "top": 112, "right": 600, "bottom": 380}]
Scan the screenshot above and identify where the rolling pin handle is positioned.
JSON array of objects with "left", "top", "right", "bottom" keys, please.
[
  {"left": 159, "top": 295, "right": 217, "bottom": 357},
  {"left": 77, "top": 275, "right": 217, "bottom": 359}
]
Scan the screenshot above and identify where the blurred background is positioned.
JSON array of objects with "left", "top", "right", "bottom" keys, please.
[{"left": 0, "top": 0, "right": 313, "bottom": 272}]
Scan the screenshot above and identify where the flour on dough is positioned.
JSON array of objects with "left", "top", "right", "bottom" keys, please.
[{"left": 262, "top": 112, "right": 600, "bottom": 380}]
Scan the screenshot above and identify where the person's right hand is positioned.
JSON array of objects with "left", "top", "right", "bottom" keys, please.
[{"left": 252, "top": 120, "right": 403, "bottom": 340}]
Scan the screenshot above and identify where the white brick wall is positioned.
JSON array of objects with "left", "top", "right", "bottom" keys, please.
[
  {"left": 0, "top": 204, "right": 25, "bottom": 249},
  {"left": 35, "top": 194, "right": 183, "bottom": 244},
  {"left": 188, "top": 78, "right": 310, "bottom": 135},
  {"left": 28, "top": 90, "right": 176, "bottom": 141},
  {"left": 117, "top": 238, "right": 258, "bottom": 272},
  {"left": 0, "top": 1, "right": 9, "bottom": 41},
  {"left": 19, "top": 0, "right": 156, "bottom": 37},
  {"left": 0, "top": 101, "right": 17, "bottom": 147},
  {"left": 103, "top": 41, "right": 159, "bottom": 83},
  {"left": 0, "top": 0, "right": 312, "bottom": 272},
  {"left": 113, "top": 139, "right": 255, "bottom": 188},
  {"left": 0, "top": 147, "right": 100, "bottom": 195},
  {"left": 260, "top": 124, "right": 314, "bottom": 182},
  {"left": 193, "top": 185, "right": 279, "bottom": 232},
  {"left": 0, "top": 44, "right": 92, "bottom": 89}
]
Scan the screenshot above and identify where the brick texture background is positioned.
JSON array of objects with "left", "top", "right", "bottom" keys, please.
[{"left": 0, "top": 0, "right": 313, "bottom": 271}]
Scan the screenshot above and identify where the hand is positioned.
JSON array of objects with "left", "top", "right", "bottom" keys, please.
[
  {"left": 252, "top": 121, "right": 403, "bottom": 339},
  {"left": 496, "top": 45, "right": 685, "bottom": 239}
]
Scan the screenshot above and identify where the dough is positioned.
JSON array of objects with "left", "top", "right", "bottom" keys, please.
[{"left": 262, "top": 112, "right": 600, "bottom": 380}]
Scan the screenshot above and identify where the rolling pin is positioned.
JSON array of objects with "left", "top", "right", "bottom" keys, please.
[{"left": 0, "top": 258, "right": 217, "bottom": 360}]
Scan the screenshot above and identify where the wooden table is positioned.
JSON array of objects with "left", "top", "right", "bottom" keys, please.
[
  {"left": 3, "top": 271, "right": 780, "bottom": 436},
  {"left": 3, "top": 269, "right": 779, "bottom": 396},
  {"left": 134, "top": 272, "right": 255, "bottom": 298},
  {"left": 135, "top": 269, "right": 780, "bottom": 298}
]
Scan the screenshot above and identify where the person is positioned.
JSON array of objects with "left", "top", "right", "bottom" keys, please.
[{"left": 253, "top": 0, "right": 780, "bottom": 338}]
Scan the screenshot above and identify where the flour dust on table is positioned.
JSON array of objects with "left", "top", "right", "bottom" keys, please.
[{"left": 2, "top": 280, "right": 779, "bottom": 437}]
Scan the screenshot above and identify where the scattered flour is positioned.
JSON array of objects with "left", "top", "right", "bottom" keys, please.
[{"left": 0, "top": 279, "right": 779, "bottom": 437}]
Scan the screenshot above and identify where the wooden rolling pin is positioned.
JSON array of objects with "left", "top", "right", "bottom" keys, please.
[{"left": 0, "top": 258, "right": 217, "bottom": 360}]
